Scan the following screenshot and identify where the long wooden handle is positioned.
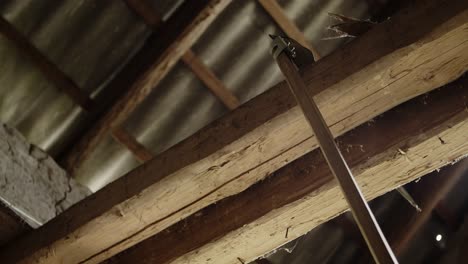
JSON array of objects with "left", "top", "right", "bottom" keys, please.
[{"left": 275, "top": 52, "right": 398, "bottom": 264}]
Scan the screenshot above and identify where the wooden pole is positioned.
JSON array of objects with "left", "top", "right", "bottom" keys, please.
[{"left": 272, "top": 39, "right": 398, "bottom": 264}]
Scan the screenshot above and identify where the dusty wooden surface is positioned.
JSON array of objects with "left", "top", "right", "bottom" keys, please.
[
  {"left": 2, "top": 1, "right": 466, "bottom": 263},
  {"left": 166, "top": 81, "right": 468, "bottom": 264},
  {"left": 106, "top": 76, "right": 468, "bottom": 264}
]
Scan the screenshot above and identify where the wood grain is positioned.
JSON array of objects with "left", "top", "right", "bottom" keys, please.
[
  {"left": 165, "top": 80, "right": 468, "bottom": 264},
  {"left": 107, "top": 76, "right": 468, "bottom": 264},
  {"left": 276, "top": 51, "right": 397, "bottom": 263},
  {"left": 3, "top": 1, "right": 466, "bottom": 263}
]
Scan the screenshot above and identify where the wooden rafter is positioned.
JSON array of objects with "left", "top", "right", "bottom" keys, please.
[
  {"left": 123, "top": 0, "right": 161, "bottom": 28},
  {"left": 0, "top": 16, "right": 94, "bottom": 111},
  {"left": 62, "top": 0, "right": 232, "bottom": 176},
  {"left": 106, "top": 76, "right": 468, "bottom": 264},
  {"left": 181, "top": 50, "right": 240, "bottom": 110},
  {"left": 118, "top": 0, "right": 239, "bottom": 159},
  {"left": 104, "top": 0, "right": 239, "bottom": 164},
  {"left": 2, "top": 1, "right": 466, "bottom": 263},
  {"left": 124, "top": 0, "right": 240, "bottom": 110},
  {"left": 257, "top": 0, "right": 321, "bottom": 60},
  {"left": 111, "top": 127, "right": 153, "bottom": 162}
]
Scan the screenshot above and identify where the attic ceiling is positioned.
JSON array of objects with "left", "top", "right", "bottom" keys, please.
[
  {"left": 0, "top": 1, "right": 467, "bottom": 264},
  {"left": 0, "top": 0, "right": 373, "bottom": 192}
]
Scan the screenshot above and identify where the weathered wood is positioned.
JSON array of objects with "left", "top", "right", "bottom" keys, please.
[
  {"left": 258, "top": 0, "right": 321, "bottom": 60},
  {"left": 275, "top": 48, "right": 396, "bottom": 263},
  {"left": 62, "top": 0, "right": 232, "bottom": 176},
  {"left": 0, "top": 16, "right": 94, "bottom": 111},
  {"left": 111, "top": 127, "right": 153, "bottom": 162},
  {"left": 106, "top": 76, "right": 468, "bottom": 263},
  {"left": 181, "top": 50, "right": 240, "bottom": 110},
  {"left": 3, "top": 1, "right": 466, "bottom": 263},
  {"left": 125, "top": 0, "right": 240, "bottom": 110},
  {"left": 106, "top": 76, "right": 468, "bottom": 264}
]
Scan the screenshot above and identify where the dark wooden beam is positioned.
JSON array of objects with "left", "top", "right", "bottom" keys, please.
[
  {"left": 0, "top": 16, "right": 94, "bottom": 111},
  {"left": 114, "top": 0, "right": 239, "bottom": 161},
  {"left": 105, "top": 76, "right": 468, "bottom": 264},
  {"left": 61, "top": 0, "right": 232, "bottom": 176}
]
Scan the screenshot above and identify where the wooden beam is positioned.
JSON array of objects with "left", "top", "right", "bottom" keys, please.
[
  {"left": 106, "top": 77, "right": 468, "bottom": 264},
  {"left": 115, "top": 0, "right": 239, "bottom": 161},
  {"left": 124, "top": 0, "right": 240, "bottom": 110},
  {"left": 123, "top": 0, "right": 161, "bottom": 28},
  {"left": 181, "top": 50, "right": 240, "bottom": 110},
  {"left": 62, "top": 0, "right": 232, "bottom": 175},
  {"left": 0, "top": 16, "right": 94, "bottom": 111},
  {"left": 257, "top": 0, "right": 321, "bottom": 60},
  {"left": 3, "top": 1, "right": 466, "bottom": 263},
  {"left": 111, "top": 127, "right": 153, "bottom": 162}
]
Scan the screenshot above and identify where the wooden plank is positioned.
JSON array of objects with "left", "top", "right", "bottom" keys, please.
[
  {"left": 62, "top": 0, "right": 232, "bottom": 176},
  {"left": 3, "top": 1, "right": 467, "bottom": 263},
  {"left": 0, "top": 16, "right": 94, "bottom": 111},
  {"left": 116, "top": 0, "right": 239, "bottom": 161},
  {"left": 111, "top": 127, "right": 153, "bottom": 162},
  {"left": 257, "top": 0, "right": 321, "bottom": 60},
  {"left": 125, "top": 0, "right": 240, "bottom": 110},
  {"left": 123, "top": 0, "right": 161, "bottom": 28},
  {"left": 106, "top": 77, "right": 468, "bottom": 264},
  {"left": 181, "top": 50, "right": 240, "bottom": 110}
]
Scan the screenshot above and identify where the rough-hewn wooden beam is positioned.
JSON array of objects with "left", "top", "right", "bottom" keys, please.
[
  {"left": 257, "top": 0, "right": 320, "bottom": 59},
  {"left": 3, "top": 1, "right": 466, "bottom": 263},
  {"left": 0, "top": 16, "right": 94, "bottom": 111},
  {"left": 105, "top": 76, "right": 468, "bottom": 264},
  {"left": 62, "top": 0, "right": 232, "bottom": 176}
]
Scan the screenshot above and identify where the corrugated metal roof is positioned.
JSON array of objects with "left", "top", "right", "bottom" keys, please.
[{"left": 0, "top": 0, "right": 373, "bottom": 192}]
